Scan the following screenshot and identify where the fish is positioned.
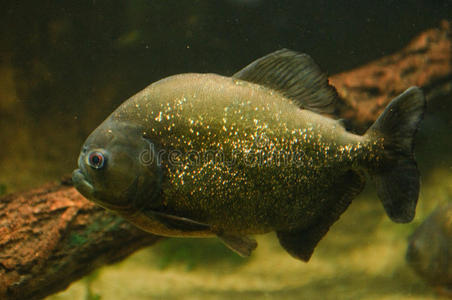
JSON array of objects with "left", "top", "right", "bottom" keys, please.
[
  {"left": 406, "top": 204, "right": 452, "bottom": 296},
  {"left": 72, "top": 49, "right": 426, "bottom": 261}
]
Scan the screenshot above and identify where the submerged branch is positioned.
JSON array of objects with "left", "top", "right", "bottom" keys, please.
[
  {"left": 0, "top": 180, "right": 162, "bottom": 300},
  {"left": 330, "top": 20, "right": 451, "bottom": 131},
  {"left": 0, "top": 21, "right": 450, "bottom": 300}
]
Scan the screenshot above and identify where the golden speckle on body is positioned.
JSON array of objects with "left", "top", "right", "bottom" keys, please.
[{"left": 108, "top": 73, "right": 387, "bottom": 233}]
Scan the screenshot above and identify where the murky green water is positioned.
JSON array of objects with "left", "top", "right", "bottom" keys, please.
[{"left": 1, "top": 1, "right": 451, "bottom": 299}]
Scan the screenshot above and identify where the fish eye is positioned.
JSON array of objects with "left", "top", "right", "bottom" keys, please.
[{"left": 87, "top": 151, "right": 106, "bottom": 169}]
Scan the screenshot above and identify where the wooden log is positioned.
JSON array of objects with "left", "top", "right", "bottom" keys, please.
[
  {"left": 0, "top": 179, "right": 162, "bottom": 300},
  {"left": 331, "top": 20, "right": 451, "bottom": 131},
  {"left": 0, "top": 22, "right": 450, "bottom": 300}
]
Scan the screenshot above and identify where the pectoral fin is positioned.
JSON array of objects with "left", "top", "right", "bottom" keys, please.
[
  {"left": 217, "top": 233, "right": 258, "bottom": 257},
  {"left": 277, "top": 170, "right": 365, "bottom": 262},
  {"left": 143, "top": 209, "right": 211, "bottom": 232}
]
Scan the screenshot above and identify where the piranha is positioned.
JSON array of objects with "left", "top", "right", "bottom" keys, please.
[
  {"left": 72, "top": 49, "right": 426, "bottom": 261},
  {"left": 406, "top": 203, "right": 452, "bottom": 296}
]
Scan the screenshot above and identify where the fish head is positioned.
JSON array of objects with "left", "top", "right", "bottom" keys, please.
[{"left": 72, "top": 120, "right": 161, "bottom": 213}]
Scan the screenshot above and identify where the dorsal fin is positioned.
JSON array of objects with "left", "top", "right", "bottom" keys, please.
[{"left": 233, "top": 49, "right": 338, "bottom": 114}]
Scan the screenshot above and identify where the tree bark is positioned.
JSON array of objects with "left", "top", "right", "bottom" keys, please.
[
  {"left": 0, "top": 22, "right": 451, "bottom": 300},
  {"left": 331, "top": 20, "right": 451, "bottom": 131},
  {"left": 0, "top": 179, "right": 162, "bottom": 300}
]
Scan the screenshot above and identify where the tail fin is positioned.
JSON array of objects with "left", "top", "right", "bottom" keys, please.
[{"left": 366, "top": 87, "right": 426, "bottom": 223}]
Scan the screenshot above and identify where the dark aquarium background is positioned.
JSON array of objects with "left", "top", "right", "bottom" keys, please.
[{"left": 1, "top": 1, "right": 451, "bottom": 299}]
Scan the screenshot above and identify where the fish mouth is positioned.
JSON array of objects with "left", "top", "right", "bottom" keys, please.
[
  {"left": 72, "top": 168, "right": 94, "bottom": 198},
  {"left": 71, "top": 168, "right": 137, "bottom": 213}
]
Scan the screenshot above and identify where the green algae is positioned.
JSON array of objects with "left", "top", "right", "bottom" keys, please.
[
  {"left": 83, "top": 270, "right": 102, "bottom": 300},
  {"left": 69, "top": 234, "right": 88, "bottom": 247},
  {"left": 68, "top": 215, "right": 124, "bottom": 247}
]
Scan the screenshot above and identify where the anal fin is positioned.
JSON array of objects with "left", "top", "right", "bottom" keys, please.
[
  {"left": 277, "top": 170, "right": 365, "bottom": 262},
  {"left": 217, "top": 233, "right": 257, "bottom": 257}
]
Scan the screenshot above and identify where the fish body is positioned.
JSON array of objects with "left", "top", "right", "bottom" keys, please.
[
  {"left": 99, "top": 73, "right": 372, "bottom": 234},
  {"left": 407, "top": 204, "right": 452, "bottom": 296},
  {"left": 73, "top": 49, "right": 426, "bottom": 261}
]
